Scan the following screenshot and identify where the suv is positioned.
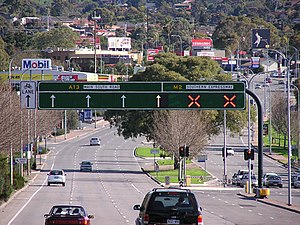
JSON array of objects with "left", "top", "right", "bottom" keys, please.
[
  {"left": 133, "top": 187, "right": 203, "bottom": 225},
  {"left": 80, "top": 161, "right": 93, "bottom": 172}
]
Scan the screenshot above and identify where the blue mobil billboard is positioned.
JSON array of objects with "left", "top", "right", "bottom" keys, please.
[{"left": 22, "top": 59, "right": 52, "bottom": 71}]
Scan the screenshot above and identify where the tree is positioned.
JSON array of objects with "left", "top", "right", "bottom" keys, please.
[
  {"left": 0, "top": 37, "right": 9, "bottom": 71},
  {"left": 31, "top": 27, "right": 80, "bottom": 50},
  {"left": 152, "top": 110, "right": 213, "bottom": 158},
  {"left": 105, "top": 53, "right": 252, "bottom": 150}
]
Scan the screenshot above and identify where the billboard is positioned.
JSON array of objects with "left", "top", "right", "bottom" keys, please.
[
  {"left": 192, "top": 39, "right": 213, "bottom": 50},
  {"left": 108, "top": 37, "right": 131, "bottom": 49},
  {"left": 251, "top": 29, "right": 270, "bottom": 49},
  {"left": 147, "top": 49, "right": 159, "bottom": 61},
  {"left": 22, "top": 59, "right": 52, "bottom": 71}
]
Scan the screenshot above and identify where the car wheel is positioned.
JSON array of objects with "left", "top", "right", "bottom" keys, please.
[
  {"left": 266, "top": 185, "right": 269, "bottom": 188},
  {"left": 279, "top": 184, "right": 283, "bottom": 188},
  {"left": 48, "top": 182, "right": 50, "bottom": 186},
  {"left": 62, "top": 183, "right": 65, "bottom": 187}
]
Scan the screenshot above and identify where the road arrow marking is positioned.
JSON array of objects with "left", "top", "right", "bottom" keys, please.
[
  {"left": 50, "top": 95, "right": 56, "bottom": 108},
  {"left": 121, "top": 95, "right": 126, "bottom": 107},
  {"left": 86, "top": 95, "right": 91, "bottom": 107},
  {"left": 26, "top": 95, "right": 31, "bottom": 107},
  {"left": 156, "top": 95, "right": 161, "bottom": 107}
]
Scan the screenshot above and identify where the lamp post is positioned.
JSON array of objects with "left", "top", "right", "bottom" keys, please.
[
  {"left": 269, "top": 48, "right": 292, "bottom": 205},
  {"left": 171, "top": 34, "right": 183, "bottom": 56},
  {"left": 9, "top": 49, "right": 52, "bottom": 182},
  {"left": 66, "top": 56, "right": 79, "bottom": 71}
]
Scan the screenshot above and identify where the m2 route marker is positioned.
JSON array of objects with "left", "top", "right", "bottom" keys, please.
[{"left": 38, "top": 81, "right": 245, "bottom": 110}]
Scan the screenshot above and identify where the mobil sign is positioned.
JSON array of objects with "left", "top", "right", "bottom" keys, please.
[{"left": 22, "top": 59, "right": 52, "bottom": 71}]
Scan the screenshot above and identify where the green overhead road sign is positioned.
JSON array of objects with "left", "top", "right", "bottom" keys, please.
[{"left": 38, "top": 81, "right": 245, "bottom": 110}]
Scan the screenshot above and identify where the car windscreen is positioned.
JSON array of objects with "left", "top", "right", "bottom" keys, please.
[
  {"left": 50, "top": 170, "right": 63, "bottom": 175},
  {"left": 50, "top": 206, "right": 85, "bottom": 216}
]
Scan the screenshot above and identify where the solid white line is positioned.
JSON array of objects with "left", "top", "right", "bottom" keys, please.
[
  {"left": 7, "top": 176, "right": 48, "bottom": 225},
  {"left": 131, "top": 184, "right": 142, "bottom": 193}
]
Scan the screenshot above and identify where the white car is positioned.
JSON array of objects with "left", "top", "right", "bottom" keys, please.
[
  {"left": 262, "top": 172, "right": 278, "bottom": 186},
  {"left": 240, "top": 173, "right": 258, "bottom": 188},
  {"left": 47, "top": 169, "right": 66, "bottom": 186},
  {"left": 227, "top": 148, "right": 234, "bottom": 156},
  {"left": 90, "top": 137, "right": 101, "bottom": 146}
]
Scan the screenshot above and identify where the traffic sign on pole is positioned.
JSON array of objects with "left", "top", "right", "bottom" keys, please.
[
  {"left": 20, "top": 81, "right": 36, "bottom": 109},
  {"left": 38, "top": 81, "right": 245, "bottom": 110}
]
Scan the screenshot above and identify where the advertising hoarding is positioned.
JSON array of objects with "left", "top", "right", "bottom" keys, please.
[
  {"left": 22, "top": 59, "right": 52, "bottom": 71},
  {"left": 251, "top": 29, "right": 270, "bottom": 49},
  {"left": 147, "top": 49, "right": 159, "bottom": 61},
  {"left": 192, "top": 39, "right": 213, "bottom": 50},
  {"left": 108, "top": 37, "right": 131, "bottom": 49}
]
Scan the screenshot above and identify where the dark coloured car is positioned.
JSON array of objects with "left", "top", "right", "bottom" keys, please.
[
  {"left": 265, "top": 175, "right": 283, "bottom": 188},
  {"left": 80, "top": 160, "right": 93, "bottom": 172},
  {"left": 133, "top": 187, "right": 203, "bottom": 225},
  {"left": 44, "top": 205, "right": 94, "bottom": 225}
]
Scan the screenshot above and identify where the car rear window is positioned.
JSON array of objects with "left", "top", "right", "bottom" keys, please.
[
  {"left": 149, "top": 192, "right": 198, "bottom": 211},
  {"left": 50, "top": 170, "right": 63, "bottom": 175}
]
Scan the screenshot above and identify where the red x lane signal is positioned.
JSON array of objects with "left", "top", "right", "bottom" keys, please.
[
  {"left": 224, "top": 95, "right": 237, "bottom": 108},
  {"left": 188, "top": 95, "right": 201, "bottom": 108}
]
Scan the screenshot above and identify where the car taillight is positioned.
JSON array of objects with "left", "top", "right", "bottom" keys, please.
[
  {"left": 144, "top": 213, "right": 149, "bottom": 224},
  {"left": 78, "top": 218, "right": 89, "bottom": 224},
  {"left": 198, "top": 215, "right": 203, "bottom": 225}
]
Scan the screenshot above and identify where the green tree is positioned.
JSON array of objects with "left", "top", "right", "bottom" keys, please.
[
  {"left": 105, "top": 53, "right": 251, "bottom": 143},
  {"left": 0, "top": 37, "right": 9, "bottom": 71},
  {"left": 32, "top": 27, "right": 80, "bottom": 50}
]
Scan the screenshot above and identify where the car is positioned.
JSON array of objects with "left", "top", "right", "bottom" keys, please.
[
  {"left": 235, "top": 170, "right": 249, "bottom": 186},
  {"left": 265, "top": 77, "right": 272, "bottom": 83},
  {"left": 231, "top": 173, "right": 238, "bottom": 185},
  {"left": 262, "top": 83, "right": 270, "bottom": 87},
  {"left": 262, "top": 172, "right": 278, "bottom": 186},
  {"left": 80, "top": 160, "right": 93, "bottom": 172},
  {"left": 278, "top": 80, "right": 285, "bottom": 85},
  {"left": 292, "top": 173, "right": 299, "bottom": 186},
  {"left": 294, "top": 175, "right": 300, "bottom": 188},
  {"left": 44, "top": 205, "right": 94, "bottom": 225},
  {"left": 265, "top": 174, "right": 283, "bottom": 188},
  {"left": 240, "top": 173, "right": 258, "bottom": 188},
  {"left": 133, "top": 187, "right": 203, "bottom": 225},
  {"left": 255, "top": 84, "right": 262, "bottom": 89},
  {"left": 227, "top": 147, "right": 234, "bottom": 156},
  {"left": 90, "top": 137, "right": 101, "bottom": 146},
  {"left": 47, "top": 169, "right": 66, "bottom": 186}
]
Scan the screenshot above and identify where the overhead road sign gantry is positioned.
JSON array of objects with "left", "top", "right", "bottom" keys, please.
[{"left": 38, "top": 81, "right": 245, "bottom": 110}]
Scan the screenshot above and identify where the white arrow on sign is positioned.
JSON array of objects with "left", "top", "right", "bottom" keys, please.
[
  {"left": 156, "top": 95, "right": 161, "bottom": 107},
  {"left": 121, "top": 95, "right": 126, "bottom": 107},
  {"left": 50, "top": 95, "right": 56, "bottom": 108},
  {"left": 26, "top": 95, "right": 31, "bottom": 107},
  {"left": 86, "top": 95, "right": 91, "bottom": 108}
]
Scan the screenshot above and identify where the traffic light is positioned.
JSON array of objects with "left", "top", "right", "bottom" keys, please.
[
  {"left": 263, "top": 123, "right": 268, "bottom": 135},
  {"left": 179, "top": 146, "right": 190, "bottom": 157},
  {"left": 185, "top": 146, "right": 190, "bottom": 157},
  {"left": 179, "top": 146, "right": 185, "bottom": 157},
  {"left": 244, "top": 149, "right": 254, "bottom": 160}
]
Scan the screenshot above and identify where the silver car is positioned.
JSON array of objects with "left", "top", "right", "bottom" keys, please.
[
  {"left": 240, "top": 174, "right": 258, "bottom": 188},
  {"left": 294, "top": 175, "right": 300, "bottom": 188},
  {"left": 90, "top": 137, "right": 101, "bottom": 146},
  {"left": 265, "top": 175, "right": 283, "bottom": 188}
]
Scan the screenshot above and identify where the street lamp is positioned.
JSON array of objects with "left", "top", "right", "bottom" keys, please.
[
  {"left": 171, "top": 35, "right": 183, "bottom": 56},
  {"left": 66, "top": 56, "right": 79, "bottom": 71},
  {"left": 8, "top": 49, "right": 53, "bottom": 183}
]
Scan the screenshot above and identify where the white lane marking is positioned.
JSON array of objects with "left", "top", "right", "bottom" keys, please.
[
  {"left": 131, "top": 184, "right": 142, "bottom": 193},
  {"left": 7, "top": 175, "right": 48, "bottom": 225}
]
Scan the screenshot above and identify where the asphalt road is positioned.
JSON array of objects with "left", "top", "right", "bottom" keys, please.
[{"left": 1, "top": 123, "right": 300, "bottom": 225}]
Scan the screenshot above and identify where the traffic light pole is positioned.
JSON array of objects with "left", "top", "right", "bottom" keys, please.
[{"left": 246, "top": 89, "right": 263, "bottom": 188}]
